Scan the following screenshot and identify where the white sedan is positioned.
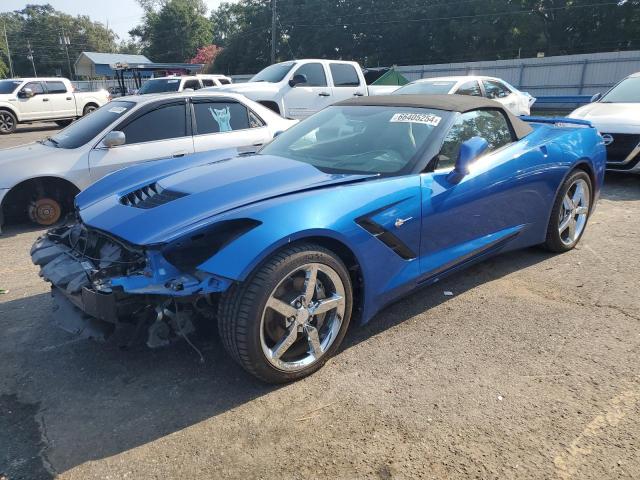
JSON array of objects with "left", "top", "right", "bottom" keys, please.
[
  {"left": 0, "top": 91, "right": 296, "bottom": 230},
  {"left": 569, "top": 72, "right": 640, "bottom": 173},
  {"left": 393, "top": 76, "right": 535, "bottom": 116}
]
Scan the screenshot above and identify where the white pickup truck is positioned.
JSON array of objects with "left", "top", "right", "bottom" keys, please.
[
  {"left": 214, "top": 59, "right": 400, "bottom": 119},
  {"left": 0, "top": 77, "right": 110, "bottom": 134}
]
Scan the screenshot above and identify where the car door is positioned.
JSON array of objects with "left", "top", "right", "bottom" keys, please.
[
  {"left": 44, "top": 80, "right": 75, "bottom": 118},
  {"left": 191, "top": 97, "right": 271, "bottom": 153},
  {"left": 482, "top": 80, "right": 519, "bottom": 114},
  {"left": 16, "top": 81, "right": 47, "bottom": 120},
  {"left": 88, "top": 99, "right": 194, "bottom": 181},
  {"left": 283, "top": 62, "right": 333, "bottom": 119},
  {"left": 418, "top": 108, "right": 545, "bottom": 278},
  {"left": 329, "top": 63, "right": 365, "bottom": 101}
]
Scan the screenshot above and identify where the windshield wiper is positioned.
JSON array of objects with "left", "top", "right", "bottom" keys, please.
[{"left": 41, "top": 136, "right": 60, "bottom": 147}]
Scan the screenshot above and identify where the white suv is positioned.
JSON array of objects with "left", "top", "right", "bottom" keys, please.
[{"left": 137, "top": 75, "right": 232, "bottom": 95}]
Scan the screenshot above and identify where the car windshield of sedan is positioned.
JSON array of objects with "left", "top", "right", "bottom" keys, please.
[
  {"left": 250, "top": 62, "right": 296, "bottom": 83},
  {"left": 601, "top": 77, "right": 640, "bottom": 103},
  {"left": 0, "top": 80, "right": 22, "bottom": 94},
  {"left": 48, "top": 101, "right": 135, "bottom": 149},
  {"left": 261, "top": 105, "right": 448, "bottom": 174},
  {"left": 138, "top": 78, "right": 182, "bottom": 94},
  {"left": 395, "top": 81, "right": 456, "bottom": 95}
]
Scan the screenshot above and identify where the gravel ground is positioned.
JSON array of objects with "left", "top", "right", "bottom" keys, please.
[{"left": 0, "top": 127, "right": 638, "bottom": 479}]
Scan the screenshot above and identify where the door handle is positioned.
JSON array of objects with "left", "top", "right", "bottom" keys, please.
[
  {"left": 66, "top": 97, "right": 72, "bottom": 100},
  {"left": 318, "top": 92, "right": 331, "bottom": 97},
  {"left": 353, "top": 92, "right": 364, "bottom": 96},
  {"left": 42, "top": 98, "right": 49, "bottom": 102},
  {"left": 172, "top": 151, "right": 187, "bottom": 158}
]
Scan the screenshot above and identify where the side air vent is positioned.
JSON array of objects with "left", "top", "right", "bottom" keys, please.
[
  {"left": 355, "top": 216, "right": 416, "bottom": 260},
  {"left": 120, "top": 182, "right": 187, "bottom": 209}
]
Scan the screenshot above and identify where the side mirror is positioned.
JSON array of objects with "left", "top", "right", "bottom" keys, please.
[
  {"left": 273, "top": 130, "right": 284, "bottom": 138},
  {"left": 447, "top": 136, "right": 489, "bottom": 184},
  {"left": 590, "top": 92, "right": 602, "bottom": 103},
  {"left": 19, "top": 88, "right": 34, "bottom": 98},
  {"left": 288, "top": 74, "right": 308, "bottom": 87},
  {"left": 103, "top": 131, "right": 126, "bottom": 148}
]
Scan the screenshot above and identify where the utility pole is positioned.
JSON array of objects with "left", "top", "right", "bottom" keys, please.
[
  {"left": 271, "top": 0, "right": 277, "bottom": 64},
  {"left": 59, "top": 29, "right": 73, "bottom": 79},
  {"left": 27, "top": 40, "right": 37, "bottom": 77},
  {"left": 3, "top": 22, "right": 14, "bottom": 78}
]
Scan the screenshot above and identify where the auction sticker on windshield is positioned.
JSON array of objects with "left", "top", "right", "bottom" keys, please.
[
  {"left": 108, "top": 106, "right": 128, "bottom": 114},
  {"left": 390, "top": 112, "right": 441, "bottom": 126}
]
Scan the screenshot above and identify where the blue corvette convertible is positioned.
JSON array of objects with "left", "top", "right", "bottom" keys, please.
[{"left": 31, "top": 95, "right": 605, "bottom": 382}]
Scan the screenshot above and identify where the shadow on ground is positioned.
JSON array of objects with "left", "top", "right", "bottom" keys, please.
[{"left": 0, "top": 244, "right": 555, "bottom": 479}]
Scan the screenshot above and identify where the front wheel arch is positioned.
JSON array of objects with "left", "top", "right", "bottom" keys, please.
[{"left": 2, "top": 176, "right": 80, "bottom": 226}]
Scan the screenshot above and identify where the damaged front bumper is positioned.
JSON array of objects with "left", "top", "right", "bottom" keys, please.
[{"left": 31, "top": 222, "right": 233, "bottom": 347}]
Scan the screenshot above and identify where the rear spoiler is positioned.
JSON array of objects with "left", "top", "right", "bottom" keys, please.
[{"left": 520, "top": 116, "right": 593, "bottom": 128}]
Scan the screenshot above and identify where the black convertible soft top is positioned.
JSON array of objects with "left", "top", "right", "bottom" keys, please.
[{"left": 336, "top": 94, "right": 533, "bottom": 140}]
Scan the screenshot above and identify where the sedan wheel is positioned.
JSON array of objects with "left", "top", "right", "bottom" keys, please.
[
  {"left": 544, "top": 170, "right": 592, "bottom": 252},
  {"left": 29, "top": 198, "right": 62, "bottom": 226},
  {"left": 0, "top": 111, "right": 17, "bottom": 134},
  {"left": 218, "top": 243, "right": 353, "bottom": 383}
]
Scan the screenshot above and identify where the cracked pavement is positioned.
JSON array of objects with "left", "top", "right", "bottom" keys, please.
[{"left": 0, "top": 125, "right": 638, "bottom": 480}]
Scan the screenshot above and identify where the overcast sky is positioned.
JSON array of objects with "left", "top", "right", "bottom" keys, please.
[{"left": 0, "top": 0, "right": 232, "bottom": 40}]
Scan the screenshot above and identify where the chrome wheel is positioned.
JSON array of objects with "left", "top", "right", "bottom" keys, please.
[
  {"left": 260, "top": 262, "right": 346, "bottom": 372},
  {"left": 0, "top": 112, "right": 15, "bottom": 133},
  {"left": 84, "top": 105, "right": 97, "bottom": 115},
  {"left": 558, "top": 178, "right": 590, "bottom": 246}
]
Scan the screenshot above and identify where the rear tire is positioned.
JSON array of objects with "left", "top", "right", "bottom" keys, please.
[
  {"left": 543, "top": 170, "right": 592, "bottom": 252},
  {"left": 83, "top": 104, "right": 98, "bottom": 116},
  {"left": 217, "top": 243, "right": 353, "bottom": 383},
  {"left": 55, "top": 119, "right": 73, "bottom": 127},
  {"left": 0, "top": 110, "right": 17, "bottom": 134}
]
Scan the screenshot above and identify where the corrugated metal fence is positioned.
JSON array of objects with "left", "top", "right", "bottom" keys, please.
[
  {"left": 231, "top": 50, "right": 640, "bottom": 98},
  {"left": 394, "top": 50, "right": 640, "bottom": 97}
]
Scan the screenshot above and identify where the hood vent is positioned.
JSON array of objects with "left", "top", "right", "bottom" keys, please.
[{"left": 120, "top": 182, "right": 187, "bottom": 209}]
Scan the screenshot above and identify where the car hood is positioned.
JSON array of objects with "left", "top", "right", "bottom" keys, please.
[
  {"left": 216, "top": 82, "right": 281, "bottom": 97},
  {"left": 78, "top": 153, "right": 373, "bottom": 245},
  {"left": 569, "top": 102, "right": 640, "bottom": 132},
  {"left": 0, "top": 142, "right": 59, "bottom": 188}
]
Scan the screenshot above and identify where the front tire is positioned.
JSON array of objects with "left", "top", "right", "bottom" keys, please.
[
  {"left": 543, "top": 170, "right": 592, "bottom": 252},
  {"left": 218, "top": 243, "right": 353, "bottom": 383}
]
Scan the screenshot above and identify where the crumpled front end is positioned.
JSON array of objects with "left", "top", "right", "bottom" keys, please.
[{"left": 31, "top": 221, "right": 233, "bottom": 348}]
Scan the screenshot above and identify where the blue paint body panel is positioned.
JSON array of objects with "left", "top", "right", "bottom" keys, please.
[{"left": 75, "top": 119, "right": 606, "bottom": 324}]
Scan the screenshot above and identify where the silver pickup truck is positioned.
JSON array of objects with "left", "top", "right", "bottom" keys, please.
[{"left": 0, "top": 77, "right": 110, "bottom": 134}]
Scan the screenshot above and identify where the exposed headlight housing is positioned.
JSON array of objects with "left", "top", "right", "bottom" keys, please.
[{"left": 161, "top": 219, "right": 261, "bottom": 272}]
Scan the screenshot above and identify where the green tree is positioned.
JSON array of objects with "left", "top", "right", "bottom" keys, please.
[
  {"left": 131, "top": 0, "right": 213, "bottom": 62},
  {"left": 1, "top": 4, "right": 118, "bottom": 78},
  {"left": 209, "top": 0, "right": 640, "bottom": 74}
]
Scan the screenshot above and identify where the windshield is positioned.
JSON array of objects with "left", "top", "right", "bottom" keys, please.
[
  {"left": 250, "top": 62, "right": 296, "bottom": 83},
  {"left": 50, "top": 101, "right": 135, "bottom": 149},
  {"left": 138, "top": 78, "right": 181, "bottom": 94},
  {"left": 601, "top": 77, "right": 640, "bottom": 103},
  {"left": 261, "top": 105, "right": 447, "bottom": 174},
  {"left": 395, "top": 81, "right": 456, "bottom": 95},
  {"left": 0, "top": 80, "right": 22, "bottom": 94}
]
